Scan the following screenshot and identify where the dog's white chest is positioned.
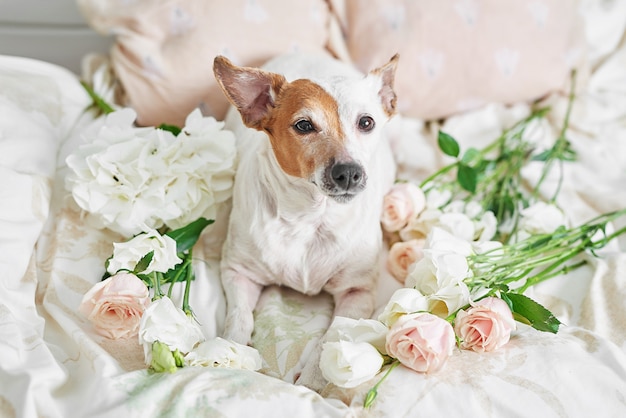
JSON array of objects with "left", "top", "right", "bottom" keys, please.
[{"left": 253, "top": 206, "right": 357, "bottom": 294}]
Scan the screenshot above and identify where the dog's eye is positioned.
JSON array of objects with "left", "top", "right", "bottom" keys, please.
[
  {"left": 294, "top": 119, "right": 315, "bottom": 134},
  {"left": 358, "top": 115, "right": 375, "bottom": 132}
]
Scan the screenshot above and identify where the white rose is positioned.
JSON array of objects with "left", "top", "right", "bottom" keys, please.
[
  {"left": 107, "top": 229, "right": 182, "bottom": 275},
  {"left": 472, "top": 240, "right": 503, "bottom": 255},
  {"left": 138, "top": 297, "right": 205, "bottom": 364},
  {"left": 475, "top": 210, "right": 497, "bottom": 242},
  {"left": 519, "top": 202, "right": 568, "bottom": 235},
  {"left": 325, "top": 317, "right": 388, "bottom": 354},
  {"left": 405, "top": 229, "right": 473, "bottom": 317},
  {"left": 406, "top": 253, "right": 471, "bottom": 316},
  {"left": 425, "top": 188, "right": 452, "bottom": 209},
  {"left": 443, "top": 200, "right": 482, "bottom": 219},
  {"left": 319, "top": 341, "right": 383, "bottom": 388},
  {"left": 426, "top": 227, "right": 473, "bottom": 258},
  {"left": 378, "top": 287, "right": 430, "bottom": 327},
  {"left": 400, "top": 208, "right": 443, "bottom": 241},
  {"left": 438, "top": 212, "right": 476, "bottom": 242},
  {"left": 185, "top": 337, "right": 262, "bottom": 371}
]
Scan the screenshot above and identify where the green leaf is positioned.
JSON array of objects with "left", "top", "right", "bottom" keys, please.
[
  {"left": 457, "top": 163, "right": 477, "bottom": 193},
  {"left": 461, "top": 147, "right": 480, "bottom": 164},
  {"left": 531, "top": 149, "right": 551, "bottom": 162},
  {"left": 561, "top": 143, "right": 578, "bottom": 161},
  {"left": 80, "top": 80, "right": 115, "bottom": 115},
  {"left": 166, "top": 218, "right": 215, "bottom": 253},
  {"left": 135, "top": 273, "right": 158, "bottom": 290},
  {"left": 163, "top": 262, "right": 191, "bottom": 284},
  {"left": 134, "top": 251, "right": 154, "bottom": 274},
  {"left": 502, "top": 292, "right": 561, "bottom": 333},
  {"left": 101, "top": 255, "right": 113, "bottom": 281},
  {"left": 438, "top": 131, "right": 460, "bottom": 158},
  {"left": 158, "top": 123, "right": 182, "bottom": 136}
]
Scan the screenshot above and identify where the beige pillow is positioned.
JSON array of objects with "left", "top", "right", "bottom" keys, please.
[
  {"left": 338, "top": 0, "right": 585, "bottom": 120},
  {"left": 78, "top": 0, "right": 331, "bottom": 126}
]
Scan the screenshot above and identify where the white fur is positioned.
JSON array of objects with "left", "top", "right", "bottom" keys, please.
[{"left": 217, "top": 52, "right": 396, "bottom": 390}]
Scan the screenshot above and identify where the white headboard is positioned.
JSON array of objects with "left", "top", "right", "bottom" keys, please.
[{"left": 0, "top": 0, "right": 112, "bottom": 74}]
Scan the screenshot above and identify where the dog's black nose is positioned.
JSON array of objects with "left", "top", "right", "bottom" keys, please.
[{"left": 331, "top": 162, "right": 364, "bottom": 191}]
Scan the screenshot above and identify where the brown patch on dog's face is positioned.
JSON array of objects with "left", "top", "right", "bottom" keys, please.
[{"left": 261, "top": 79, "right": 347, "bottom": 180}]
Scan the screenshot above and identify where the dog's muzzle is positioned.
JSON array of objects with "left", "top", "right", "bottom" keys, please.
[{"left": 323, "top": 161, "right": 367, "bottom": 203}]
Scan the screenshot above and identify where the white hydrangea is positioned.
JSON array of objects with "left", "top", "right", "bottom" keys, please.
[{"left": 65, "top": 108, "right": 236, "bottom": 236}]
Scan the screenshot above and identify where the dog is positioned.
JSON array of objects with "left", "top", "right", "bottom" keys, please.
[{"left": 213, "top": 51, "right": 398, "bottom": 390}]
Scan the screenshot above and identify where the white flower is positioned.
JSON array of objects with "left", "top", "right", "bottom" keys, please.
[
  {"left": 378, "top": 288, "right": 430, "bottom": 327},
  {"left": 400, "top": 208, "right": 443, "bottom": 241},
  {"left": 319, "top": 341, "right": 384, "bottom": 388},
  {"left": 426, "top": 188, "right": 452, "bottom": 208},
  {"left": 443, "top": 201, "right": 497, "bottom": 242},
  {"left": 407, "top": 254, "right": 471, "bottom": 316},
  {"left": 426, "top": 227, "right": 473, "bottom": 257},
  {"left": 185, "top": 337, "right": 262, "bottom": 371},
  {"left": 438, "top": 212, "right": 476, "bottom": 242},
  {"left": 107, "top": 229, "right": 182, "bottom": 275},
  {"left": 475, "top": 210, "right": 497, "bottom": 242},
  {"left": 405, "top": 228, "right": 473, "bottom": 317},
  {"left": 160, "top": 110, "right": 237, "bottom": 230},
  {"left": 65, "top": 108, "right": 236, "bottom": 236},
  {"left": 472, "top": 240, "right": 503, "bottom": 256},
  {"left": 519, "top": 202, "right": 568, "bottom": 235},
  {"left": 138, "top": 297, "right": 205, "bottom": 365},
  {"left": 444, "top": 199, "right": 482, "bottom": 219},
  {"left": 325, "top": 317, "right": 388, "bottom": 354}
]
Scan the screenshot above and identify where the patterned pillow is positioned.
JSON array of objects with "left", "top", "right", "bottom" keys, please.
[
  {"left": 337, "top": 0, "right": 585, "bottom": 120},
  {"left": 77, "top": 0, "right": 331, "bottom": 126}
]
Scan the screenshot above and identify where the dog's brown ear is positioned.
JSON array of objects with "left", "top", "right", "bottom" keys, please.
[
  {"left": 213, "top": 56, "right": 286, "bottom": 130},
  {"left": 369, "top": 54, "right": 399, "bottom": 117}
]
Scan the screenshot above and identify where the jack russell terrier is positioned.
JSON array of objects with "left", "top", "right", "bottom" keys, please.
[{"left": 213, "top": 51, "right": 398, "bottom": 390}]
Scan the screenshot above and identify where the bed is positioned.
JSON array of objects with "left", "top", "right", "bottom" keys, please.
[{"left": 2, "top": 1, "right": 626, "bottom": 417}]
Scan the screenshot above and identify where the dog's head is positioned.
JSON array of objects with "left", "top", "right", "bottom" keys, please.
[{"left": 213, "top": 54, "right": 399, "bottom": 203}]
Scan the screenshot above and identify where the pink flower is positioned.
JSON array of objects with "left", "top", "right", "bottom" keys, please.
[
  {"left": 381, "top": 183, "right": 426, "bottom": 232},
  {"left": 79, "top": 272, "right": 151, "bottom": 339},
  {"left": 454, "top": 297, "right": 516, "bottom": 353},
  {"left": 386, "top": 239, "right": 426, "bottom": 284},
  {"left": 385, "top": 312, "right": 455, "bottom": 373}
]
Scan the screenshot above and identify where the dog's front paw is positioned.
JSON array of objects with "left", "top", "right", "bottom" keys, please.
[
  {"left": 295, "top": 360, "right": 328, "bottom": 392},
  {"left": 222, "top": 312, "right": 254, "bottom": 345}
]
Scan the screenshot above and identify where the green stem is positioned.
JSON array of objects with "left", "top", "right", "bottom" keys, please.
[
  {"left": 420, "top": 163, "right": 457, "bottom": 190},
  {"left": 153, "top": 272, "right": 164, "bottom": 300},
  {"left": 80, "top": 80, "right": 115, "bottom": 115},
  {"left": 364, "top": 361, "right": 401, "bottom": 409},
  {"left": 182, "top": 249, "right": 194, "bottom": 316},
  {"left": 516, "top": 259, "right": 588, "bottom": 294},
  {"left": 532, "top": 70, "right": 577, "bottom": 201},
  {"left": 600, "top": 223, "right": 626, "bottom": 245}
]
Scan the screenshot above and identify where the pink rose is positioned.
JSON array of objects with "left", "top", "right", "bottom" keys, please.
[
  {"left": 385, "top": 312, "right": 455, "bottom": 373},
  {"left": 79, "top": 272, "right": 151, "bottom": 339},
  {"left": 386, "top": 239, "right": 426, "bottom": 284},
  {"left": 381, "top": 183, "right": 426, "bottom": 232},
  {"left": 454, "top": 297, "right": 516, "bottom": 353}
]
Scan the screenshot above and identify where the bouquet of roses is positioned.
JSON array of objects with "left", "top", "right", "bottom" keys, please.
[
  {"left": 317, "top": 78, "right": 626, "bottom": 406},
  {"left": 68, "top": 83, "right": 261, "bottom": 373}
]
